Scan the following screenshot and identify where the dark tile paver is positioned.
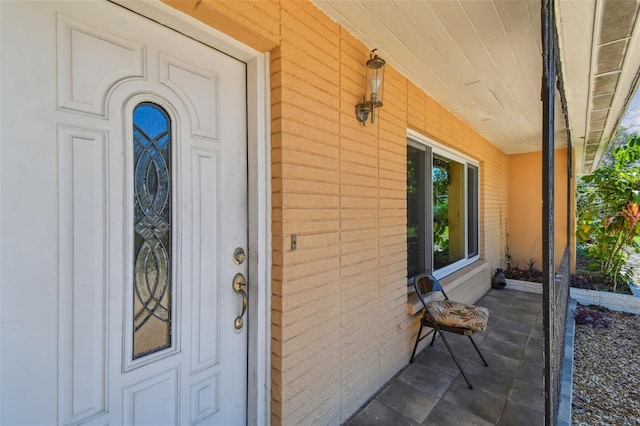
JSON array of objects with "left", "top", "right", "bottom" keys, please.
[
  {"left": 492, "top": 317, "right": 533, "bottom": 335},
  {"left": 432, "top": 334, "right": 482, "bottom": 360},
  {"left": 527, "top": 336, "right": 543, "bottom": 349},
  {"left": 516, "top": 362, "right": 543, "bottom": 387},
  {"left": 442, "top": 379, "right": 506, "bottom": 423},
  {"left": 416, "top": 344, "right": 469, "bottom": 377},
  {"left": 348, "top": 399, "right": 420, "bottom": 426},
  {"left": 487, "top": 327, "right": 530, "bottom": 346},
  {"left": 529, "top": 326, "right": 543, "bottom": 339},
  {"left": 523, "top": 346, "right": 543, "bottom": 366},
  {"left": 509, "top": 379, "right": 543, "bottom": 412},
  {"left": 423, "top": 399, "right": 493, "bottom": 426},
  {"left": 345, "top": 288, "right": 544, "bottom": 426},
  {"left": 399, "top": 363, "right": 456, "bottom": 398},
  {"left": 479, "top": 336, "right": 525, "bottom": 361},
  {"left": 467, "top": 350, "right": 520, "bottom": 376},
  {"left": 376, "top": 380, "right": 438, "bottom": 423},
  {"left": 497, "top": 400, "right": 544, "bottom": 426},
  {"left": 501, "top": 310, "right": 539, "bottom": 324},
  {"left": 460, "top": 361, "right": 514, "bottom": 397}
]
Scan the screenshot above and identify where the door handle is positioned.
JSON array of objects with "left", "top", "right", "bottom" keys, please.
[{"left": 232, "top": 273, "right": 247, "bottom": 330}]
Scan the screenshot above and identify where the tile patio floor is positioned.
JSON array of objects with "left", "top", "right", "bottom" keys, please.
[{"left": 346, "top": 288, "right": 544, "bottom": 425}]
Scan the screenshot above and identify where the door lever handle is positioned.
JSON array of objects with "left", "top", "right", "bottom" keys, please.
[{"left": 232, "top": 273, "right": 247, "bottom": 330}]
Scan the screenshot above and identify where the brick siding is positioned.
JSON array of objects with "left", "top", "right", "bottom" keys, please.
[{"left": 166, "top": 1, "right": 510, "bottom": 424}]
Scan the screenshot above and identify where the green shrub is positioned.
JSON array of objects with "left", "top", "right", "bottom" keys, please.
[{"left": 576, "top": 134, "right": 640, "bottom": 291}]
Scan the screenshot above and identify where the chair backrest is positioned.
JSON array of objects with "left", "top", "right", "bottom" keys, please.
[{"left": 413, "top": 273, "right": 448, "bottom": 309}]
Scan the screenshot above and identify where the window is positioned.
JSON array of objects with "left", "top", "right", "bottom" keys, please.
[
  {"left": 133, "top": 102, "right": 172, "bottom": 359},
  {"left": 407, "top": 134, "right": 479, "bottom": 279}
]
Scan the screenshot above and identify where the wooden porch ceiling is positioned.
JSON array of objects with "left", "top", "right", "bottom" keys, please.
[{"left": 311, "top": 0, "right": 640, "bottom": 175}]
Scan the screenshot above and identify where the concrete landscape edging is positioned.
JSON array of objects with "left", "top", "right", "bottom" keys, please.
[
  {"left": 504, "top": 278, "right": 543, "bottom": 294},
  {"left": 569, "top": 287, "right": 640, "bottom": 314},
  {"left": 556, "top": 299, "right": 577, "bottom": 426},
  {"left": 505, "top": 278, "right": 640, "bottom": 314}
]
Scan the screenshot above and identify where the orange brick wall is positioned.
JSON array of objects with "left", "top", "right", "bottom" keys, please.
[
  {"left": 508, "top": 149, "right": 571, "bottom": 270},
  {"left": 165, "top": 1, "right": 510, "bottom": 424},
  {"left": 272, "top": 2, "right": 343, "bottom": 423},
  {"left": 163, "top": 0, "right": 280, "bottom": 51}
]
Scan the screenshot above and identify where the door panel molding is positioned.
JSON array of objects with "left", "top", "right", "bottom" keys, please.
[
  {"left": 57, "top": 124, "right": 109, "bottom": 425},
  {"left": 190, "top": 373, "right": 221, "bottom": 423},
  {"left": 57, "top": 13, "right": 145, "bottom": 117},
  {"left": 122, "top": 367, "right": 179, "bottom": 425},
  {"left": 190, "top": 148, "right": 223, "bottom": 375},
  {"left": 159, "top": 53, "right": 220, "bottom": 141}
]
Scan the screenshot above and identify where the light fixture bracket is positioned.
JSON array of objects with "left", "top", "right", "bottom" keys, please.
[{"left": 356, "top": 96, "right": 373, "bottom": 126}]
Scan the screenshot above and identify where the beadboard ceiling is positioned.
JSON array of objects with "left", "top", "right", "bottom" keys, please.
[{"left": 312, "top": 0, "right": 640, "bottom": 174}]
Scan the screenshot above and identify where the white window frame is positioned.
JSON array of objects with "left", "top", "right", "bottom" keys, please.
[{"left": 407, "top": 129, "right": 480, "bottom": 280}]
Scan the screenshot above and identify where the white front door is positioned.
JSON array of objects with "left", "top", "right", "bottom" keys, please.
[{"left": 1, "top": 1, "right": 248, "bottom": 424}]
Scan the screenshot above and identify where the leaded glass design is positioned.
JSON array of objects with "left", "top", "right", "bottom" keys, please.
[{"left": 133, "top": 102, "right": 172, "bottom": 360}]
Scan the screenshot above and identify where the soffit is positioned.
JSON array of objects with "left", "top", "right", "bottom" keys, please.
[
  {"left": 558, "top": 0, "right": 640, "bottom": 174},
  {"left": 312, "top": 0, "right": 640, "bottom": 175}
]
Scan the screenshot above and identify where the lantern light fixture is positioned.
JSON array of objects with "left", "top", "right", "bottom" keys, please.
[{"left": 355, "top": 49, "right": 386, "bottom": 126}]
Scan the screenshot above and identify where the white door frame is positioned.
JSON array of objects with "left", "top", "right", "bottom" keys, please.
[{"left": 109, "top": 1, "right": 272, "bottom": 424}]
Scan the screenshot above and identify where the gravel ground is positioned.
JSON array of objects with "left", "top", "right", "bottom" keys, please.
[{"left": 572, "top": 305, "right": 640, "bottom": 425}]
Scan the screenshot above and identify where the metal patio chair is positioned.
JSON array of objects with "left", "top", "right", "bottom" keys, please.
[{"left": 409, "top": 273, "right": 489, "bottom": 389}]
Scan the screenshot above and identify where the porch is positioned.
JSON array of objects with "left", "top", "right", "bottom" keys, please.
[{"left": 346, "top": 288, "right": 543, "bottom": 425}]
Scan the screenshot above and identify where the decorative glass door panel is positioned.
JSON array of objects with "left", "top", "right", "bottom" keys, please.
[{"left": 133, "top": 103, "right": 172, "bottom": 359}]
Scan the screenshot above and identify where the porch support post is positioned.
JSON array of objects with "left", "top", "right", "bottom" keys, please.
[{"left": 541, "top": 0, "right": 556, "bottom": 424}]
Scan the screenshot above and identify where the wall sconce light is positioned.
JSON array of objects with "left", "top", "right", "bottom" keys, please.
[{"left": 355, "top": 49, "right": 385, "bottom": 126}]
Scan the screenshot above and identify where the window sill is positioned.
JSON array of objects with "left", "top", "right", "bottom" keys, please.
[{"left": 407, "top": 260, "right": 489, "bottom": 315}]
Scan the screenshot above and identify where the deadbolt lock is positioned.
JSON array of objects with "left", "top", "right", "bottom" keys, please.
[{"left": 233, "top": 247, "right": 246, "bottom": 265}]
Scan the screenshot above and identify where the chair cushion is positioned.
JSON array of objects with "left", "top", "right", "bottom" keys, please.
[{"left": 425, "top": 300, "right": 489, "bottom": 332}]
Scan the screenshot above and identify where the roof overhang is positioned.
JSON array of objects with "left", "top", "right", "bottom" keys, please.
[
  {"left": 557, "top": 0, "right": 640, "bottom": 174},
  {"left": 311, "top": 0, "right": 640, "bottom": 175}
]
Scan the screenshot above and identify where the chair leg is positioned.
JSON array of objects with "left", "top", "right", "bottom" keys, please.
[
  {"left": 436, "top": 329, "right": 474, "bottom": 389},
  {"left": 429, "top": 328, "right": 438, "bottom": 346},
  {"left": 410, "top": 324, "right": 424, "bottom": 363},
  {"left": 468, "top": 335, "right": 489, "bottom": 367}
]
